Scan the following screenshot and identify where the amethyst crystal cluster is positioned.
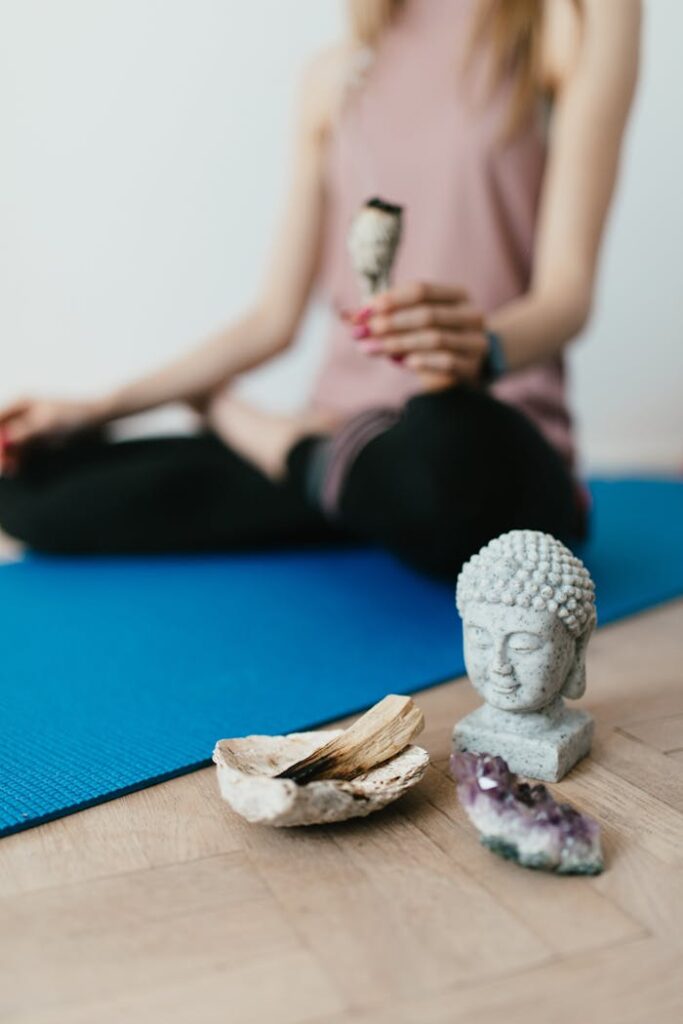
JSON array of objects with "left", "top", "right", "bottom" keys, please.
[{"left": 450, "top": 751, "right": 603, "bottom": 875}]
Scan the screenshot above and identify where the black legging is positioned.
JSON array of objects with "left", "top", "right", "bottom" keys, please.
[{"left": 0, "top": 387, "right": 585, "bottom": 578}]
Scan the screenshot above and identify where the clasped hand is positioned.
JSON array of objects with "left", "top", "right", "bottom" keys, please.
[{"left": 348, "top": 281, "right": 488, "bottom": 385}]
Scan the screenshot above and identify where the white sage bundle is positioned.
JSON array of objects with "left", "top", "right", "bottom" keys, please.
[{"left": 347, "top": 197, "right": 403, "bottom": 299}]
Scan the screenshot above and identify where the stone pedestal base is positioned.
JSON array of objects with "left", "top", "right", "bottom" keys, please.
[{"left": 452, "top": 707, "right": 593, "bottom": 782}]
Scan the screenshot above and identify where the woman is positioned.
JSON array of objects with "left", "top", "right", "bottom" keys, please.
[{"left": 0, "top": 0, "right": 640, "bottom": 576}]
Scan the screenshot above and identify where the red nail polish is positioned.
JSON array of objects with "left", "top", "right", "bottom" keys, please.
[
  {"left": 351, "top": 306, "right": 373, "bottom": 325},
  {"left": 391, "top": 354, "right": 404, "bottom": 364},
  {"left": 352, "top": 324, "right": 371, "bottom": 340}
]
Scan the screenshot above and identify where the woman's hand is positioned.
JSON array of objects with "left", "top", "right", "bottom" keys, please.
[
  {"left": 0, "top": 397, "right": 103, "bottom": 473},
  {"left": 349, "top": 282, "right": 489, "bottom": 386}
]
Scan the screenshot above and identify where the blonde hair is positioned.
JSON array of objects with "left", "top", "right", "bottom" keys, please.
[{"left": 347, "top": 0, "right": 547, "bottom": 136}]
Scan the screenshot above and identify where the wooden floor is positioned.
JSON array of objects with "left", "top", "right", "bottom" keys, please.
[{"left": 1, "top": 598, "right": 683, "bottom": 1024}]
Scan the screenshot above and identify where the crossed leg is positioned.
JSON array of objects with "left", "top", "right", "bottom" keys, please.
[{"left": 0, "top": 389, "right": 583, "bottom": 576}]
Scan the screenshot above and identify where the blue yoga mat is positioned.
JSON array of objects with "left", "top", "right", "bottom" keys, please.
[{"left": 1, "top": 478, "right": 682, "bottom": 837}]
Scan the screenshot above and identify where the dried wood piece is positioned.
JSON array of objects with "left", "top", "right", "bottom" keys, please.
[
  {"left": 213, "top": 731, "right": 429, "bottom": 827},
  {"left": 275, "top": 694, "right": 424, "bottom": 784}
]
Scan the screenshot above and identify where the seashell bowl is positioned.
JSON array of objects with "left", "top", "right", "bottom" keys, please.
[{"left": 213, "top": 729, "right": 430, "bottom": 827}]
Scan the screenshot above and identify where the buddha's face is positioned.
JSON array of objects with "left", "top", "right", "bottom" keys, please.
[{"left": 463, "top": 601, "right": 576, "bottom": 713}]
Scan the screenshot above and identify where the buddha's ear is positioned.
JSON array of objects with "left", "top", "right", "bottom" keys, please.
[{"left": 561, "top": 625, "right": 593, "bottom": 699}]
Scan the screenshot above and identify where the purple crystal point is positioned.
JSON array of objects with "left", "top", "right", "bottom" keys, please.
[{"left": 450, "top": 752, "right": 603, "bottom": 875}]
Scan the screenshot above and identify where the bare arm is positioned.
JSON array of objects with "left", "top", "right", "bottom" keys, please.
[{"left": 489, "top": 0, "right": 642, "bottom": 370}]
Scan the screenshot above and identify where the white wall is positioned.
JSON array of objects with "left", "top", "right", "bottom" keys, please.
[
  {"left": 1, "top": 0, "right": 681, "bottom": 471},
  {"left": 572, "top": 0, "right": 683, "bottom": 471}
]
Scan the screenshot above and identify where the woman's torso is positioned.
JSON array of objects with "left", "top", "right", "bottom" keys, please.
[{"left": 310, "top": 0, "right": 575, "bottom": 467}]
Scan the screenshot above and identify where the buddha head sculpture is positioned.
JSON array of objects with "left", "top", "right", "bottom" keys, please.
[{"left": 456, "top": 531, "right": 597, "bottom": 716}]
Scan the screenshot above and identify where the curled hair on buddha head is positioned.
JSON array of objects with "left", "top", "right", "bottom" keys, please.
[{"left": 456, "top": 530, "right": 597, "bottom": 640}]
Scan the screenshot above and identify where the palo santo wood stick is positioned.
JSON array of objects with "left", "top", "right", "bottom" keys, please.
[{"left": 276, "top": 694, "right": 424, "bottom": 784}]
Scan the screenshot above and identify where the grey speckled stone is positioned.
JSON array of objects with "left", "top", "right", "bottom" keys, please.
[
  {"left": 453, "top": 531, "right": 597, "bottom": 783},
  {"left": 453, "top": 701, "right": 594, "bottom": 782}
]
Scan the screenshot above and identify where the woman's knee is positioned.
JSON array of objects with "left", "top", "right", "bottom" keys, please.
[
  {"left": 340, "top": 453, "right": 491, "bottom": 578},
  {"left": 393, "top": 525, "right": 478, "bottom": 579},
  {"left": 392, "top": 486, "right": 507, "bottom": 577},
  {"left": 337, "top": 411, "right": 525, "bottom": 577}
]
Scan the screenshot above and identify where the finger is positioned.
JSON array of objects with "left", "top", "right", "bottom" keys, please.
[
  {"left": 370, "top": 304, "right": 484, "bottom": 336},
  {"left": 404, "top": 350, "right": 480, "bottom": 377},
  {"left": 4, "top": 416, "right": 41, "bottom": 447},
  {"left": 454, "top": 330, "right": 490, "bottom": 354},
  {"left": 371, "top": 281, "right": 469, "bottom": 314},
  {"left": 349, "top": 304, "right": 374, "bottom": 325},
  {"left": 0, "top": 399, "right": 30, "bottom": 425},
  {"left": 379, "top": 329, "right": 487, "bottom": 357}
]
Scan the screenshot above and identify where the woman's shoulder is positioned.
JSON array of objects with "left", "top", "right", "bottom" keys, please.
[
  {"left": 541, "top": 0, "right": 641, "bottom": 96},
  {"left": 540, "top": 0, "right": 582, "bottom": 94},
  {"left": 296, "top": 40, "right": 365, "bottom": 143}
]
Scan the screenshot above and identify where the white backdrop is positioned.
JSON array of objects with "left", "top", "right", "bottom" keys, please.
[{"left": 1, "top": 0, "right": 681, "bottom": 471}]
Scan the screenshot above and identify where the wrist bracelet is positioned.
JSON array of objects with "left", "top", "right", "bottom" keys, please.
[{"left": 482, "top": 329, "right": 508, "bottom": 384}]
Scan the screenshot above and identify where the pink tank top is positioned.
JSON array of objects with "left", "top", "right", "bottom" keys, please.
[{"left": 310, "top": 0, "right": 575, "bottom": 467}]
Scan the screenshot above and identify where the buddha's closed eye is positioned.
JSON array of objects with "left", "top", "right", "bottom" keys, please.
[
  {"left": 467, "top": 625, "right": 492, "bottom": 648},
  {"left": 508, "top": 632, "right": 542, "bottom": 652}
]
